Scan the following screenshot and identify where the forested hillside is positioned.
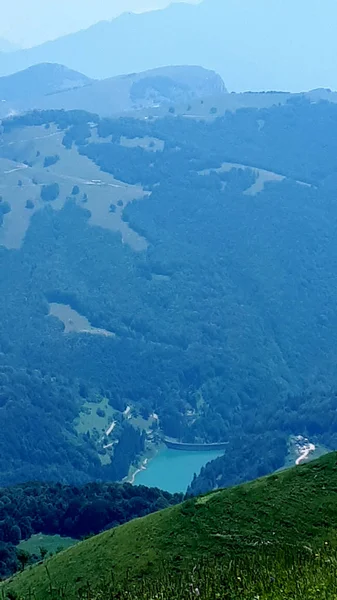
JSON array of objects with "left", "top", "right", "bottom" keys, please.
[
  {"left": 2, "top": 99, "right": 337, "bottom": 490},
  {"left": 0, "top": 365, "right": 147, "bottom": 486},
  {"left": 0, "top": 480, "right": 180, "bottom": 578}
]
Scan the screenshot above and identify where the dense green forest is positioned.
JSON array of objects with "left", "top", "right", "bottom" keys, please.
[
  {"left": 0, "top": 365, "right": 146, "bottom": 487},
  {"left": 2, "top": 100, "right": 337, "bottom": 490},
  {"left": 0, "top": 480, "right": 180, "bottom": 578}
]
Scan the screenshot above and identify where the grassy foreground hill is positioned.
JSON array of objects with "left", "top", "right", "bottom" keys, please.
[{"left": 4, "top": 452, "right": 337, "bottom": 599}]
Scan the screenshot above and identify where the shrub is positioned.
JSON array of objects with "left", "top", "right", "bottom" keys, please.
[
  {"left": 40, "top": 183, "right": 60, "bottom": 202},
  {"left": 43, "top": 155, "right": 60, "bottom": 168}
]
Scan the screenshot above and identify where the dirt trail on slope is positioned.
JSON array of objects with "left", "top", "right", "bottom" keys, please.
[{"left": 295, "top": 438, "right": 316, "bottom": 465}]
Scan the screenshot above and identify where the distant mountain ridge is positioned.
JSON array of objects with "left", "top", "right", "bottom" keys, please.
[
  {"left": 0, "top": 0, "right": 336, "bottom": 90},
  {"left": 0, "top": 63, "right": 227, "bottom": 118},
  {"left": 0, "top": 38, "right": 20, "bottom": 53},
  {"left": 0, "top": 62, "right": 336, "bottom": 121},
  {"left": 0, "top": 63, "right": 92, "bottom": 102}
]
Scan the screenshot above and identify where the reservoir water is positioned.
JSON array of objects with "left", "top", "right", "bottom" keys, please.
[{"left": 134, "top": 448, "right": 225, "bottom": 493}]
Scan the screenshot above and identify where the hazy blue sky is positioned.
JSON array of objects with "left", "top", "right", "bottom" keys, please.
[{"left": 0, "top": 1, "right": 198, "bottom": 48}]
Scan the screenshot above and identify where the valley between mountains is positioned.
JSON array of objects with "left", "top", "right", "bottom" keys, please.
[
  {"left": 1, "top": 1, "right": 337, "bottom": 597},
  {"left": 1, "top": 99, "right": 337, "bottom": 497}
]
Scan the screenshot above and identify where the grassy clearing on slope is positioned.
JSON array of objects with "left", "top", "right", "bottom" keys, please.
[
  {"left": 120, "top": 135, "right": 164, "bottom": 152},
  {"left": 48, "top": 302, "right": 115, "bottom": 337},
  {"left": 0, "top": 125, "right": 148, "bottom": 250},
  {"left": 74, "top": 398, "right": 116, "bottom": 437},
  {"left": 5, "top": 453, "right": 337, "bottom": 600},
  {"left": 18, "top": 534, "right": 77, "bottom": 557}
]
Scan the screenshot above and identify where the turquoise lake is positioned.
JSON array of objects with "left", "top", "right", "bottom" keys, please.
[{"left": 134, "top": 448, "right": 225, "bottom": 493}]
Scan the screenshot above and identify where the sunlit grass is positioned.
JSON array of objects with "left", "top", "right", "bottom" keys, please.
[{"left": 9, "top": 546, "right": 337, "bottom": 600}]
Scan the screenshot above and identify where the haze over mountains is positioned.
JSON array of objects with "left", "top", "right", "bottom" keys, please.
[
  {"left": 0, "top": 64, "right": 91, "bottom": 104},
  {"left": 0, "top": 0, "right": 337, "bottom": 499},
  {"left": 2, "top": 1, "right": 337, "bottom": 597},
  {"left": 0, "top": 0, "right": 336, "bottom": 91},
  {"left": 1, "top": 61, "right": 336, "bottom": 122},
  {"left": 0, "top": 64, "right": 226, "bottom": 118},
  {"left": 0, "top": 38, "right": 20, "bottom": 53},
  {"left": 0, "top": 0, "right": 199, "bottom": 48}
]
